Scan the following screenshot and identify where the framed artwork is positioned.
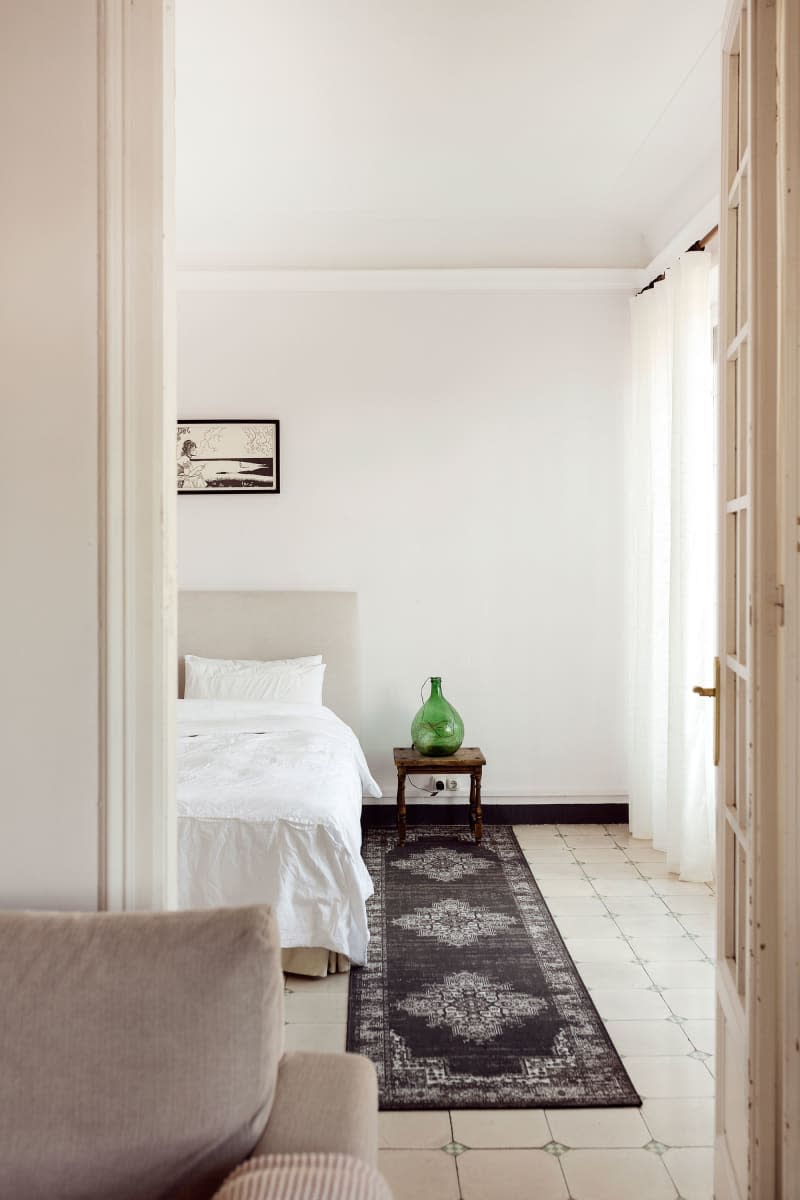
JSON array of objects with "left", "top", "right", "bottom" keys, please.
[{"left": 176, "top": 420, "right": 280, "bottom": 494}]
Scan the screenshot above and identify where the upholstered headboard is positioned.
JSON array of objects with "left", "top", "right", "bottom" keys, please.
[{"left": 178, "top": 591, "right": 360, "bottom": 731}]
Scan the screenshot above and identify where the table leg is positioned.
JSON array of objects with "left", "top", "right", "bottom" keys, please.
[
  {"left": 473, "top": 767, "right": 483, "bottom": 844},
  {"left": 396, "top": 769, "right": 407, "bottom": 845},
  {"left": 469, "top": 774, "right": 476, "bottom": 831}
]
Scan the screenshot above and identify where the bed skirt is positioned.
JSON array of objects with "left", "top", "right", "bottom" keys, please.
[{"left": 282, "top": 947, "right": 351, "bottom": 977}]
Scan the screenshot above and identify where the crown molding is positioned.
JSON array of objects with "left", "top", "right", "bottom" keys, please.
[
  {"left": 638, "top": 195, "right": 720, "bottom": 290},
  {"left": 176, "top": 266, "right": 641, "bottom": 294}
]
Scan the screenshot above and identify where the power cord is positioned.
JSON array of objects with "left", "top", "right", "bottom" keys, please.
[{"left": 407, "top": 777, "right": 440, "bottom": 798}]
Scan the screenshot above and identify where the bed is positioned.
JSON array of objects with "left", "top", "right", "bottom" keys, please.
[{"left": 176, "top": 591, "right": 381, "bottom": 974}]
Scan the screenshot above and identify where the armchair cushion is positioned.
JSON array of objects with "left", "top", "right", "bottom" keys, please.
[{"left": 0, "top": 906, "right": 284, "bottom": 1200}]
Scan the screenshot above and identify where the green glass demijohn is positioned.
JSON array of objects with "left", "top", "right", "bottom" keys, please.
[{"left": 411, "top": 676, "right": 464, "bottom": 757}]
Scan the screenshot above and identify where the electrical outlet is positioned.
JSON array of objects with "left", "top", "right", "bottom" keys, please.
[
  {"left": 446, "top": 777, "right": 459, "bottom": 792},
  {"left": 430, "top": 776, "right": 446, "bottom": 792}
]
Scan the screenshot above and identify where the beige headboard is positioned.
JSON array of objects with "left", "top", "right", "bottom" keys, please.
[{"left": 178, "top": 591, "right": 360, "bottom": 731}]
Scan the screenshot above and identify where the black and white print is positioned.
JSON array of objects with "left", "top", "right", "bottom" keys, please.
[
  {"left": 176, "top": 420, "right": 280, "bottom": 493},
  {"left": 347, "top": 825, "right": 641, "bottom": 1110}
]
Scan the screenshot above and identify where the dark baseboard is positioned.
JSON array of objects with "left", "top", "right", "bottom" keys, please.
[{"left": 361, "top": 801, "right": 629, "bottom": 828}]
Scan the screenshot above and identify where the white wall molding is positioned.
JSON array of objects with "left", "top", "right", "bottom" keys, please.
[
  {"left": 176, "top": 266, "right": 641, "bottom": 295},
  {"left": 638, "top": 195, "right": 720, "bottom": 290},
  {"left": 98, "top": 0, "right": 176, "bottom": 912}
]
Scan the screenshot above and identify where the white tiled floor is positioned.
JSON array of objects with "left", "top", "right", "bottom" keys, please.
[{"left": 283, "top": 822, "right": 716, "bottom": 1200}]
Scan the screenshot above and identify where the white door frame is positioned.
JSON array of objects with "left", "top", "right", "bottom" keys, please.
[
  {"left": 777, "top": 0, "right": 800, "bottom": 1189},
  {"left": 98, "top": 0, "right": 176, "bottom": 911},
  {"left": 748, "top": 0, "right": 777, "bottom": 1185},
  {"left": 716, "top": 0, "right": 780, "bottom": 1193},
  {"left": 717, "top": 0, "right": 799, "bottom": 1194},
  {"left": 745, "top": 0, "right": 780, "bottom": 1190}
]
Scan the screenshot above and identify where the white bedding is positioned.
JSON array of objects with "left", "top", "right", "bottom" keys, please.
[{"left": 177, "top": 699, "right": 381, "bottom": 965}]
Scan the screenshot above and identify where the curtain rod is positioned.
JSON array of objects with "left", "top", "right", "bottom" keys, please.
[{"left": 637, "top": 224, "right": 719, "bottom": 296}]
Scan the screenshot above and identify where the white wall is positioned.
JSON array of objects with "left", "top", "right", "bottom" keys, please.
[
  {"left": 0, "top": 2, "right": 100, "bottom": 906},
  {"left": 0, "top": 0, "right": 174, "bottom": 910},
  {"left": 177, "top": 284, "right": 629, "bottom": 801}
]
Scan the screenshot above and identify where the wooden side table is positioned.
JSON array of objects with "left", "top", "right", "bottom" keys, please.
[{"left": 393, "top": 747, "right": 487, "bottom": 846}]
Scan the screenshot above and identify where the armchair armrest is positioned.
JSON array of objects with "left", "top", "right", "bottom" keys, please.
[
  {"left": 212, "top": 1153, "right": 392, "bottom": 1200},
  {"left": 251, "top": 1052, "right": 378, "bottom": 1168}
]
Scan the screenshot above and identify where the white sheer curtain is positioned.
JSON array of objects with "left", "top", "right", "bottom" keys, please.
[{"left": 626, "top": 251, "right": 717, "bottom": 882}]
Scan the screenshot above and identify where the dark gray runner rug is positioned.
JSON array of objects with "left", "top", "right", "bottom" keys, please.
[{"left": 347, "top": 825, "right": 641, "bottom": 1110}]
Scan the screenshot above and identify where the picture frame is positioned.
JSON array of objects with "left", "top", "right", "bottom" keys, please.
[{"left": 176, "top": 420, "right": 280, "bottom": 494}]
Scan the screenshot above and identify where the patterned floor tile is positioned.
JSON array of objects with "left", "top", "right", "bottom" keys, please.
[
  {"left": 378, "top": 1110, "right": 452, "bottom": 1149},
  {"left": 577, "top": 962, "right": 653, "bottom": 990},
  {"left": 641, "top": 1098, "right": 714, "bottom": 1147},
  {"left": 662, "top": 1146, "right": 714, "bottom": 1199},
  {"left": 591, "top": 990, "right": 671, "bottom": 1020},
  {"left": 283, "top": 1022, "right": 346, "bottom": 1052},
  {"left": 662, "top": 989, "right": 716, "bottom": 1019},
  {"left": 457, "top": 1149, "right": 570, "bottom": 1200},
  {"left": 378, "top": 1149, "right": 460, "bottom": 1200},
  {"left": 545, "top": 1106, "right": 651, "bottom": 1148},
  {"left": 605, "top": 1019, "right": 694, "bottom": 1057},
  {"left": 623, "top": 1056, "right": 715, "bottom": 1098},
  {"left": 564, "top": 938, "right": 635, "bottom": 963},
  {"left": 450, "top": 1107, "right": 550, "bottom": 1148},
  {"left": 561, "top": 1147, "right": 678, "bottom": 1200}
]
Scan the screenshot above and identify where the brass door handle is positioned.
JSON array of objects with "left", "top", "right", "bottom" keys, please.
[{"left": 692, "top": 656, "right": 720, "bottom": 767}]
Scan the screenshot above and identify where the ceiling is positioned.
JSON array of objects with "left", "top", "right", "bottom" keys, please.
[{"left": 175, "top": 0, "right": 726, "bottom": 270}]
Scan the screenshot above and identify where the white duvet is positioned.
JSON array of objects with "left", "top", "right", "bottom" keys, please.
[{"left": 177, "top": 699, "right": 381, "bottom": 965}]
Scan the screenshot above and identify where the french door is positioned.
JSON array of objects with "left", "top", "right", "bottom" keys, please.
[{"left": 716, "top": 0, "right": 779, "bottom": 1195}]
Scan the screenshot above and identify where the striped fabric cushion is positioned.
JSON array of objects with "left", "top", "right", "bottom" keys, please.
[{"left": 213, "top": 1153, "right": 393, "bottom": 1200}]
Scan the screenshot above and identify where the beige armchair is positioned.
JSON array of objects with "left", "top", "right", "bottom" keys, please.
[{"left": 0, "top": 906, "right": 390, "bottom": 1199}]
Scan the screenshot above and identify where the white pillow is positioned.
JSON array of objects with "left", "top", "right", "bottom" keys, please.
[{"left": 184, "top": 654, "right": 326, "bottom": 705}]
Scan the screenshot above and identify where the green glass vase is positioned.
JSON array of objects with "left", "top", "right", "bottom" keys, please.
[{"left": 411, "top": 676, "right": 464, "bottom": 757}]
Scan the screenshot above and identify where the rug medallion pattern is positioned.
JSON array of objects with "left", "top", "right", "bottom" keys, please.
[{"left": 346, "top": 825, "right": 641, "bottom": 1110}]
